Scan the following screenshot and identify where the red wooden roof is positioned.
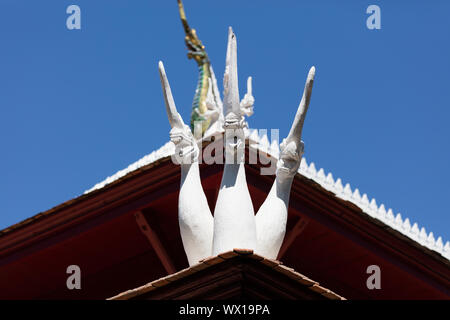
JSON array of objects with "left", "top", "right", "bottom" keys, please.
[
  {"left": 109, "top": 249, "right": 345, "bottom": 300},
  {"left": 0, "top": 145, "right": 449, "bottom": 299}
]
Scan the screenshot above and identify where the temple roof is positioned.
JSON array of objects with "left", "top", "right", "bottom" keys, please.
[
  {"left": 1, "top": 130, "right": 448, "bottom": 299},
  {"left": 108, "top": 248, "right": 345, "bottom": 300},
  {"left": 83, "top": 130, "right": 450, "bottom": 262}
]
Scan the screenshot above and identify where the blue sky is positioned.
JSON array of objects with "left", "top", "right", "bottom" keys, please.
[{"left": 0, "top": 1, "right": 449, "bottom": 241}]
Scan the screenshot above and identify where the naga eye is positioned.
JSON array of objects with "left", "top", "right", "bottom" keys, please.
[{"left": 234, "top": 136, "right": 238, "bottom": 143}]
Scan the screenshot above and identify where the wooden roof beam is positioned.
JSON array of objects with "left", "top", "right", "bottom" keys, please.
[
  {"left": 134, "top": 211, "right": 176, "bottom": 274},
  {"left": 278, "top": 216, "right": 310, "bottom": 260}
]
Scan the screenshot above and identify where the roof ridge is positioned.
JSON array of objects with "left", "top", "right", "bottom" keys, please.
[{"left": 108, "top": 249, "right": 345, "bottom": 300}]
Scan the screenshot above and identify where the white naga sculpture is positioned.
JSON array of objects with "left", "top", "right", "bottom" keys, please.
[{"left": 158, "top": 27, "right": 315, "bottom": 265}]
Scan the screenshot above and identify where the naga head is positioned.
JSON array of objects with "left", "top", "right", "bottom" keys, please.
[
  {"left": 170, "top": 124, "right": 198, "bottom": 164},
  {"left": 159, "top": 61, "right": 199, "bottom": 164},
  {"left": 278, "top": 139, "right": 304, "bottom": 180},
  {"left": 277, "top": 66, "right": 315, "bottom": 180},
  {"left": 178, "top": 0, "right": 209, "bottom": 65}
]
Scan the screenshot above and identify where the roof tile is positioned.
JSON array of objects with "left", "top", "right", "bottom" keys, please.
[
  {"left": 165, "top": 267, "right": 196, "bottom": 282},
  {"left": 247, "top": 253, "right": 265, "bottom": 261},
  {"left": 309, "top": 284, "right": 328, "bottom": 294},
  {"left": 200, "top": 256, "right": 224, "bottom": 266},
  {"left": 108, "top": 252, "right": 345, "bottom": 300},
  {"left": 191, "top": 262, "right": 210, "bottom": 272},
  {"left": 150, "top": 276, "right": 170, "bottom": 288},
  {"left": 261, "top": 258, "right": 281, "bottom": 268},
  {"left": 322, "top": 291, "right": 345, "bottom": 300},
  {"left": 218, "top": 250, "right": 238, "bottom": 260},
  {"left": 233, "top": 248, "right": 253, "bottom": 255}
]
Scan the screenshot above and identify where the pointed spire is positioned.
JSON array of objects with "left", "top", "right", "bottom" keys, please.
[
  {"left": 223, "top": 27, "right": 240, "bottom": 116},
  {"left": 300, "top": 157, "right": 308, "bottom": 172},
  {"left": 395, "top": 213, "right": 403, "bottom": 227},
  {"left": 317, "top": 168, "right": 326, "bottom": 182},
  {"left": 334, "top": 178, "right": 343, "bottom": 193},
  {"left": 444, "top": 242, "right": 450, "bottom": 259},
  {"left": 286, "top": 66, "right": 316, "bottom": 144},
  {"left": 411, "top": 223, "right": 420, "bottom": 236},
  {"left": 386, "top": 209, "right": 395, "bottom": 223},
  {"left": 158, "top": 61, "right": 184, "bottom": 129},
  {"left": 427, "top": 232, "right": 435, "bottom": 247},
  {"left": 325, "top": 172, "right": 334, "bottom": 185},
  {"left": 369, "top": 198, "right": 378, "bottom": 212},
  {"left": 419, "top": 227, "right": 427, "bottom": 241},
  {"left": 352, "top": 188, "right": 361, "bottom": 202},
  {"left": 436, "top": 236, "right": 443, "bottom": 250},
  {"left": 343, "top": 183, "right": 352, "bottom": 197},
  {"left": 444, "top": 241, "right": 450, "bottom": 253},
  {"left": 308, "top": 162, "right": 317, "bottom": 177},
  {"left": 402, "top": 218, "right": 411, "bottom": 232},
  {"left": 377, "top": 204, "right": 386, "bottom": 219},
  {"left": 361, "top": 193, "right": 370, "bottom": 207}
]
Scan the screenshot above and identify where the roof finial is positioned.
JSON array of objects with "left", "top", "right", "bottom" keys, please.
[
  {"left": 177, "top": 0, "right": 208, "bottom": 64},
  {"left": 177, "top": 0, "right": 224, "bottom": 136}
]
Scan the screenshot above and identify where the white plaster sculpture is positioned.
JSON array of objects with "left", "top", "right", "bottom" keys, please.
[
  {"left": 158, "top": 61, "right": 213, "bottom": 266},
  {"left": 212, "top": 28, "right": 257, "bottom": 255},
  {"left": 158, "top": 27, "right": 315, "bottom": 265},
  {"left": 255, "top": 67, "right": 315, "bottom": 259}
]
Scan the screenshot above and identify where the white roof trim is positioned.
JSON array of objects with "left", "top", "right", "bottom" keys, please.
[
  {"left": 84, "top": 140, "right": 176, "bottom": 194},
  {"left": 84, "top": 130, "right": 450, "bottom": 261}
]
